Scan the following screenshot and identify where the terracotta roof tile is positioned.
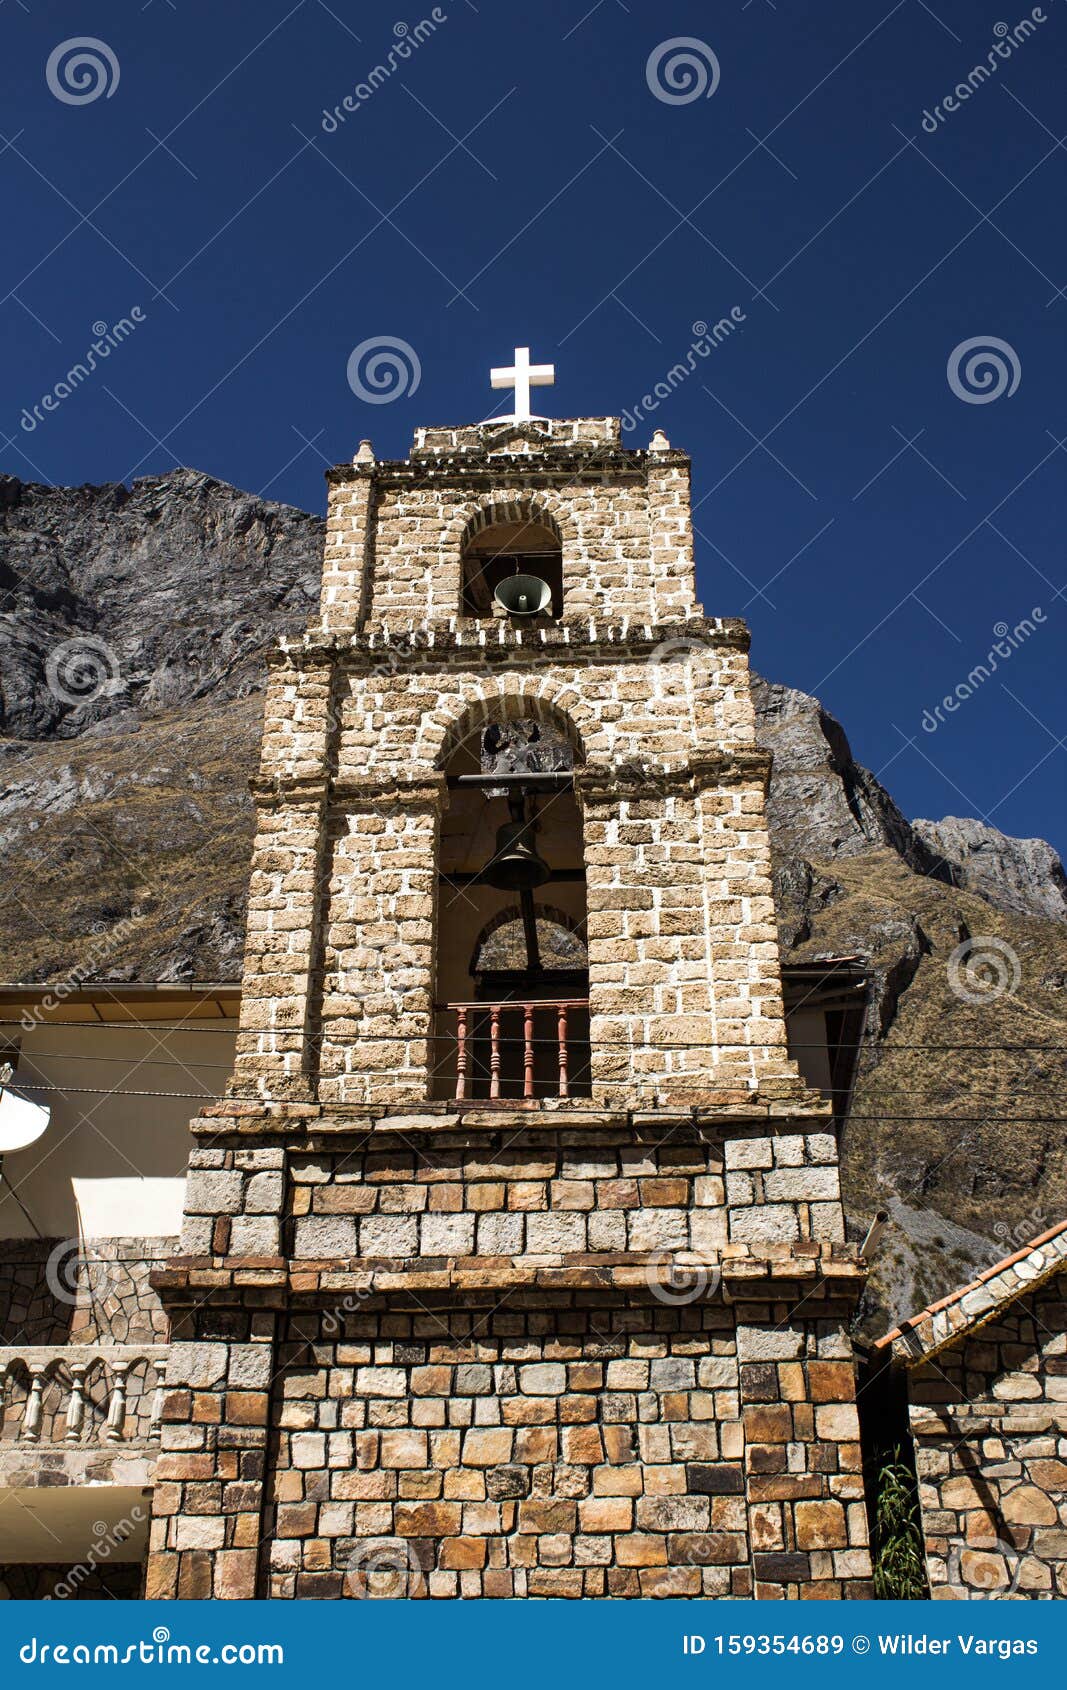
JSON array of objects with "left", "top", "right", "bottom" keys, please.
[{"left": 876, "top": 1215, "right": 1067, "bottom": 1363}]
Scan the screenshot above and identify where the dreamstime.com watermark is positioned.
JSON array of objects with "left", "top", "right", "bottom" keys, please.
[
  {"left": 47, "top": 1509, "right": 146, "bottom": 1600},
  {"left": 646, "top": 38, "right": 720, "bottom": 105},
  {"left": 947, "top": 335, "right": 1021, "bottom": 404},
  {"left": 991, "top": 1209, "right": 1050, "bottom": 1255},
  {"left": 321, "top": 13, "right": 447, "bottom": 132},
  {"left": 920, "top": 11, "right": 1049, "bottom": 133},
  {"left": 19, "top": 1630, "right": 283, "bottom": 1666},
  {"left": 947, "top": 935, "right": 1022, "bottom": 1005},
  {"left": 46, "top": 37, "right": 120, "bottom": 105},
  {"left": 20, "top": 311, "right": 146, "bottom": 433},
  {"left": 19, "top": 912, "right": 142, "bottom": 1032},
  {"left": 345, "top": 1538, "right": 425, "bottom": 1598},
  {"left": 920, "top": 610, "right": 1045, "bottom": 733},
  {"left": 45, "top": 634, "right": 123, "bottom": 708},
  {"left": 621, "top": 313, "right": 746, "bottom": 433},
  {"left": 347, "top": 335, "right": 422, "bottom": 403},
  {"left": 645, "top": 1250, "right": 722, "bottom": 1305},
  {"left": 45, "top": 1236, "right": 120, "bottom": 1306}
]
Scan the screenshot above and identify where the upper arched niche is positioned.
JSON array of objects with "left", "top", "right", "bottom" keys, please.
[
  {"left": 432, "top": 689, "right": 588, "bottom": 774},
  {"left": 459, "top": 500, "right": 564, "bottom": 618}
]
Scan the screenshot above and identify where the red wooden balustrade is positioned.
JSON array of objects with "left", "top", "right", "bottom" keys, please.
[{"left": 437, "top": 999, "right": 589, "bottom": 1101}]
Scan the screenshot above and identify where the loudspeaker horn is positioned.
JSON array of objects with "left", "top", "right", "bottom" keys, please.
[{"left": 493, "top": 573, "right": 553, "bottom": 617}]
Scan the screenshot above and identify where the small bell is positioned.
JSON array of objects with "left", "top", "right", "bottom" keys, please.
[{"left": 483, "top": 820, "right": 551, "bottom": 891}]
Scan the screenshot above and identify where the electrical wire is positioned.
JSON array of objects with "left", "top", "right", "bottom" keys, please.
[{"left": 1, "top": 1022, "right": 1064, "bottom": 1053}]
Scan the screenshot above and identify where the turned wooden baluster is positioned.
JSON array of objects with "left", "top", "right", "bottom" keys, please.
[
  {"left": 558, "top": 1003, "right": 570, "bottom": 1098},
  {"left": 105, "top": 1362, "right": 130, "bottom": 1444},
  {"left": 489, "top": 1006, "right": 502, "bottom": 1099},
  {"left": 523, "top": 1004, "right": 535, "bottom": 1099},
  {"left": 455, "top": 1006, "right": 469, "bottom": 1101},
  {"left": 23, "top": 1365, "right": 46, "bottom": 1444},
  {"left": 65, "top": 1363, "right": 88, "bottom": 1442}
]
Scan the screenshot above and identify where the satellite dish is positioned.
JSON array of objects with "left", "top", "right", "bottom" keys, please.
[
  {"left": 0, "top": 1085, "right": 50, "bottom": 1153},
  {"left": 493, "top": 573, "right": 553, "bottom": 617}
]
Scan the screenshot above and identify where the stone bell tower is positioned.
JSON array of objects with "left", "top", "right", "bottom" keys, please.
[{"left": 148, "top": 354, "right": 873, "bottom": 1600}]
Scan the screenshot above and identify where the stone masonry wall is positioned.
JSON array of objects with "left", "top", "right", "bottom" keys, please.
[
  {"left": 148, "top": 416, "right": 871, "bottom": 1603},
  {"left": 0, "top": 1237, "right": 172, "bottom": 1345},
  {"left": 288, "top": 1140, "right": 729, "bottom": 1263},
  {"left": 321, "top": 423, "right": 698, "bottom": 632},
  {"left": 230, "top": 642, "right": 803, "bottom": 1110},
  {"left": 906, "top": 1277, "right": 1067, "bottom": 1598},
  {"left": 262, "top": 1290, "right": 869, "bottom": 1599},
  {"left": 267, "top": 1298, "right": 744, "bottom": 1599}
]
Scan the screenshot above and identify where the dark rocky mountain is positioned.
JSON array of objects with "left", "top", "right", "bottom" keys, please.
[
  {"left": 0, "top": 469, "right": 322, "bottom": 740},
  {"left": 912, "top": 814, "right": 1067, "bottom": 924},
  {"left": 1, "top": 468, "right": 1064, "bottom": 1335}
]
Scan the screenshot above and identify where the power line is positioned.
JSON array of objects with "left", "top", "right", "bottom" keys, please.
[
  {"left": 9, "top": 1075, "right": 1067, "bottom": 1121},
  {"left": 2, "top": 1021, "right": 1064, "bottom": 1053}
]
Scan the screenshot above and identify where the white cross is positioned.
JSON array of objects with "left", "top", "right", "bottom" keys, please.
[{"left": 490, "top": 346, "right": 555, "bottom": 422}]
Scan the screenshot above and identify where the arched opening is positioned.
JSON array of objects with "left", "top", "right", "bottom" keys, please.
[
  {"left": 432, "top": 709, "right": 590, "bottom": 1100},
  {"left": 460, "top": 504, "right": 563, "bottom": 619}
]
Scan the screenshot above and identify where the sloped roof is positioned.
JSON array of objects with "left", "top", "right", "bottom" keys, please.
[{"left": 876, "top": 1217, "right": 1067, "bottom": 1365}]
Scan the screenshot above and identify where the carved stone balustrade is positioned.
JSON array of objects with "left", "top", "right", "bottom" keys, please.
[{"left": 0, "top": 1345, "right": 168, "bottom": 1448}]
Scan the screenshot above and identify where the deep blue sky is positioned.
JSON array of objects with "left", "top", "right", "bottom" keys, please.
[{"left": 2, "top": 1, "right": 1064, "bottom": 851}]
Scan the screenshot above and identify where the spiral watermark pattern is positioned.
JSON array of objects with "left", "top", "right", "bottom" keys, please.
[
  {"left": 46, "top": 38, "right": 120, "bottom": 105},
  {"left": 347, "top": 336, "right": 421, "bottom": 404},
  {"left": 645, "top": 1249, "right": 721, "bottom": 1306},
  {"left": 947, "top": 336, "right": 1020, "bottom": 404},
  {"left": 943, "top": 1536, "right": 1025, "bottom": 1597},
  {"left": 345, "top": 1537, "right": 424, "bottom": 1598},
  {"left": 647, "top": 635, "right": 715, "bottom": 699},
  {"left": 646, "top": 38, "right": 720, "bottom": 105},
  {"left": 947, "top": 935, "right": 1021, "bottom": 1005},
  {"left": 45, "top": 636, "right": 121, "bottom": 708},
  {"left": 45, "top": 1238, "right": 117, "bottom": 1306}
]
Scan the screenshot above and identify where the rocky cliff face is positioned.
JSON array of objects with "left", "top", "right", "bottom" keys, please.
[
  {"left": 0, "top": 470, "right": 322, "bottom": 740},
  {"left": 912, "top": 815, "right": 1067, "bottom": 924},
  {"left": 750, "top": 676, "right": 947, "bottom": 876},
  {"left": 751, "top": 673, "right": 1067, "bottom": 1335},
  {"left": 2, "top": 469, "right": 1065, "bottom": 1334}
]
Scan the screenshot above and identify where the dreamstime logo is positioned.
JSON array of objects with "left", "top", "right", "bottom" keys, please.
[
  {"left": 646, "top": 38, "right": 720, "bottom": 105},
  {"left": 345, "top": 1538, "right": 424, "bottom": 1598},
  {"left": 364, "top": 627, "right": 430, "bottom": 679},
  {"left": 920, "top": 610, "right": 1045, "bottom": 734},
  {"left": 947, "top": 936, "right": 1021, "bottom": 1005},
  {"left": 920, "top": 11, "right": 1048, "bottom": 133},
  {"left": 645, "top": 1249, "right": 722, "bottom": 1306},
  {"left": 45, "top": 1238, "right": 118, "bottom": 1307},
  {"left": 992, "top": 1211, "right": 1049, "bottom": 1257},
  {"left": 50, "top": 1508, "right": 146, "bottom": 1600},
  {"left": 20, "top": 310, "right": 147, "bottom": 434},
  {"left": 620, "top": 311, "right": 746, "bottom": 433},
  {"left": 19, "top": 913, "right": 142, "bottom": 1034},
  {"left": 347, "top": 336, "right": 421, "bottom": 405},
  {"left": 947, "top": 336, "right": 1021, "bottom": 404},
  {"left": 648, "top": 636, "right": 715, "bottom": 696},
  {"left": 45, "top": 636, "right": 122, "bottom": 708},
  {"left": 46, "top": 38, "right": 120, "bottom": 105},
  {"left": 943, "top": 1536, "right": 1026, "bottom": 1598},
  {"left": 321, "top": 11, "right": 448, "bottom": 132}
]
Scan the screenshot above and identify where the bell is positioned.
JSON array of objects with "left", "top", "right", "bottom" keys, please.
[{"left": 483, "top": 820, "right": 551, "bottom": 891}]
